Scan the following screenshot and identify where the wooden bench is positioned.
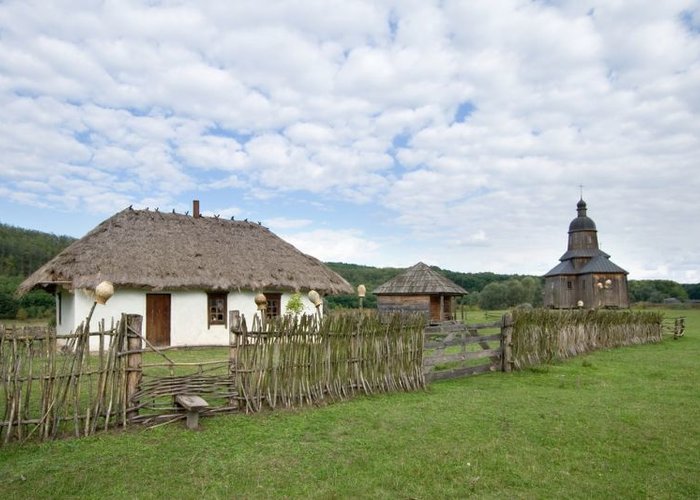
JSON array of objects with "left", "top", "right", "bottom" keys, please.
[{"left": 175, "top": 395, "right": 209, "bottom": 430}]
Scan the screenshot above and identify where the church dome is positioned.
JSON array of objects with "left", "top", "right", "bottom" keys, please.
[{"left": 569, "top": 199, "right": 597, "bottom": 232}]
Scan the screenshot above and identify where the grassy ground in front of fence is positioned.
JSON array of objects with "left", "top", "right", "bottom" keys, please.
[{"left": 0, "top": 309, "right": 698, "bottom": 498}]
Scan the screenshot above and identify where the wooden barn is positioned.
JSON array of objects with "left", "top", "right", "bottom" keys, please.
[
  {"left": 18, "top": 202, "right": 353, "bottom": 348},
  {"left": 373, "top": 262, "right": 467, "bottom": 322},
  {"left": 543, "top": 199, "right": 629, "bottom": 309}
]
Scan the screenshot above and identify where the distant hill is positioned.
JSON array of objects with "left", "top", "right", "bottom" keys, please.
[
  {"left": 0, "top": 222, "right": 75, "bottom": 277},
  {"left": 0, "top": 222, "right": 75, "bottom": 319}
]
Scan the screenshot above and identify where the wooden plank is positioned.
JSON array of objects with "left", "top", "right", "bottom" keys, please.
[
  {"left": 175, "top": 394, "right": 209, "bottom": 410},
  {"left": 425, "top": 363, "right": 496, "bottom": 382},
  {"left": 175, "top": 395, "right": 209, "bottom": 430},
  {"left": 425, "top": 333, "right": 502, "bottom": 349},
  {"left": 424, "top": 348, "right": 502, "bottom": 367},
  {"left": 423, "top": 321, "right": 500, "bottom": 334},
  {"left": 463, "top": 321, "right": 501, "bottom": 329}
]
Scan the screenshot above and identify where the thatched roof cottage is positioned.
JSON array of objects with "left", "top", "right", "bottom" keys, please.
[
  {"left": 19, "top": 203, "right": 353, "bottom": 346},
  {"left": 373, "top": 262, "right": 467, "bottom": 323}
]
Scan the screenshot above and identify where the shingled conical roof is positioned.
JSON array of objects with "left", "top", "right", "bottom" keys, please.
[
  {"left": 373, "top": 262, "right": 467, "bottom": 296},
  {"left": 18, "top": 208, "right": 353, "bottom": 296}
]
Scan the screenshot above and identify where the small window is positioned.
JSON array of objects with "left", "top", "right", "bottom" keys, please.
[
  {"left": 207, "top": 292, "right": 227, "bottom": 327},
  {"left": 567, "top": 281, "right": 573, "bottom": 289},
  {"left": 265, "top": 293, "right": 282, "bottom": 319}
]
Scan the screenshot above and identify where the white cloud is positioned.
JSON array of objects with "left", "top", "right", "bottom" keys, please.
[
  {"left": 266, "top": 217, "right": 314, "bottom": 230},
  {"left": 0, "top": 0, "right": 698, "bottom": 281},
  {"left": 282, "top": 229, "right": 382, "bottom": 264}
]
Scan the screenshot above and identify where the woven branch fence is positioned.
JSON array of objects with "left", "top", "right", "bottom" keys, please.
[
  {"left": 130, "top": 312, "right": 426, "bottom": 424},
  {"left": 2, "top": 306, "right": 664, "bottom": 444},
  {"left": 0, "top": 312, "right": 131, "bottom": 445},
  {"left": 234, "top": 312, "right": 425, "bottom": 412},
  {"left": 509, "top": 309, "right": 663, "bottom": 370}
]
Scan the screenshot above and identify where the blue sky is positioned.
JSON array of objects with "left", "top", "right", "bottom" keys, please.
[{"left": 1, "top": 0, "right": 699, "bottom": 282}]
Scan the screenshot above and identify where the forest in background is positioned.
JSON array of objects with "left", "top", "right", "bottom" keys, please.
[
  {"left": 0, "top": 223, "right": 76, "bottom": 320},
  {"left": 0, "top": 222, "right": 698, "bottom": 319}
]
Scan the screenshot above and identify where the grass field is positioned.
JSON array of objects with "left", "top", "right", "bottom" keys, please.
[{"left": 0, "top": 308, "right": 698, "bottom": 498}]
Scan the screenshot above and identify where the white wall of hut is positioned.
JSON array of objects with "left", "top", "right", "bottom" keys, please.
[{"left": 56, "top": 287, "right": 320, "bottom": 350}]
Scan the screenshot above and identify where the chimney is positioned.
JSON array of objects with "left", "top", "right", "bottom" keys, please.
[{"left": 193, "top": 200, "right": 200, "bottom": 218}]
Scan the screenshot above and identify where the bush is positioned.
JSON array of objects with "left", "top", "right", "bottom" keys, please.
[
  {"left": 0, "top": 292, "right": 19, "bottom": 319},
  {"left": 285, "top": 293, "right": 304, "bottom": 315}
]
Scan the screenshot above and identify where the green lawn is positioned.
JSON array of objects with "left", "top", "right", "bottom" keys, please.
[{"left": 0, "top": 308, "right": 698, "bottom": 498}]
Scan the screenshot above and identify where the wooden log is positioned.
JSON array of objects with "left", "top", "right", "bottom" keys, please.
[
  {"left": 501, "top": 312, "right": 513, "bottom": 372},
  {"left": 125, "top": 314, "right": 143, "bottom": 422}
]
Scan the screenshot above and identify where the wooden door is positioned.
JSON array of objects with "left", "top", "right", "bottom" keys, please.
[
  {"left": 146, "top": 294, "right": 171, "bottom": 347},
  {"left": 429, "top": 296, "right": 441, "bottom": 322}
]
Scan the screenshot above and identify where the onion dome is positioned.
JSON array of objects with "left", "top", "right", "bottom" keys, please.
[{"left": 569, "top": 198, "right": 597, "bottom": 232}]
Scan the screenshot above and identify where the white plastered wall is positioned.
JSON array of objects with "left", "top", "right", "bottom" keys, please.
[{"left": 61, "top": 288, "right": 322, "bottom": 349}]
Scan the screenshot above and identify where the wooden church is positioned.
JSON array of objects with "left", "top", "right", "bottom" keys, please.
[{"left": 543, "top": 198, "right": 629, "bottom": 309}]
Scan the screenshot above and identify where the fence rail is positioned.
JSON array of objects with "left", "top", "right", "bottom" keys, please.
[{"left": 423, "top": 317, "right": 509, "bottom": 382}]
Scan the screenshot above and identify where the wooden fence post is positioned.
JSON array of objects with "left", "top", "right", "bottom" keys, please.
[
  {"left": 125, "top": 314, "right": 143, "bottom": 422},
  {"left": 229, "top": 310, "right": 241, "bottom": 409},
  {"left": 501, "top": 312, "right": 514, "bottom": 372}
]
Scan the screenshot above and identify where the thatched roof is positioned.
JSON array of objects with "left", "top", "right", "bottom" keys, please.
[
  {"left": 18, "top": 208, "right": 353, "bottom": 296},
  {"left": 373, "top": 262, "right": 467, "bottom": 296}
]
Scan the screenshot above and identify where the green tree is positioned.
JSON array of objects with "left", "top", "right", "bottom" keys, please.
[
  {"left": 629, "top": 280, "right": 688, "bottom": 303},
  {"left": 479, "top": 282, "right": 509, "bottom": 310},
  {"left": 682, "top": 283, "right": 700, "bottom": 300},
  {"left": 285, "top": 293, "right": 304, "bottom": 316},
  {"left": 0, "top": 292, "right": 18, "bottom": 319},
  {"left": 505, "top": 279, "right": 528, "bottom": 306}
]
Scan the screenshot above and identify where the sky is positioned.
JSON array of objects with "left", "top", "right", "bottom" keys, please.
[{"left": 1, "top": 1, "right": 699, "bottom": 283}]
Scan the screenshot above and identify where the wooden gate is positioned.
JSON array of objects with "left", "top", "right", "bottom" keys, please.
[{"left": 423, "top": 316, "right": 512, "bottom": 382}]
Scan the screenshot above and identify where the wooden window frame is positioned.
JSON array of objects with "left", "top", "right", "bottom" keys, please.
[
  {"left": 207, "top": 292, "right": 227, "bottom": 327},
  {"left": 265, "top": 293, "right": 282, "bottom": 319}
]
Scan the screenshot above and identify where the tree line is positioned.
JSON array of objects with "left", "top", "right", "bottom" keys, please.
[
  {"left": 325, "top": 262, "right": 698, "bottom": 310},
  {"left": 324, "top": 262, "right": 544, "bottom": 310},
  {"left": 0, "top": 223, "right": 76, "bottom": 320},
  {"left": 0, "top": 222, "right": 697, "bottom": 319},
  {"left": 0, "top": 223, "right": 75, "bottom": 276}
]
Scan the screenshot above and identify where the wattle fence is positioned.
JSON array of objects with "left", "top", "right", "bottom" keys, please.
[
  {"left": 1, "top": 308, "right": 664, "bottom": 445},
  {"left": 130, "top": 312, "right": 425, "bottom": 425},
  {"left": 0, "top": 311, "right": 426, "bottom": 442},
  {"left": 0, "top": 315, "right": 132, "bottom": 444},
  {"left": 508, "top": 309, "right": 664, "bottom": 369}
]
